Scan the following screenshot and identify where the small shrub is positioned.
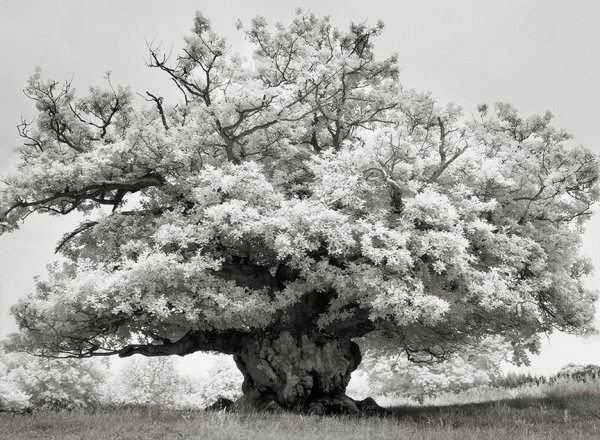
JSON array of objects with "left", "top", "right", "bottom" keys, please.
[
  {"left": 0, "top": 365, "right": 31, "bottom": 413},
  {"left": 7, "top": 358, "right": 107, "bottom": 410}
]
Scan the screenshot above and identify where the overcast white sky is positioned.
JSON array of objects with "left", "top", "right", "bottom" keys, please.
[{"left": 1, "top": 0, "right": 600, "bottom": 375}]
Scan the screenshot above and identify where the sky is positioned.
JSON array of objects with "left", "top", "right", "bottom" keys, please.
[{"left": 1, "top": 0, "right": 600, "bottom": 376}]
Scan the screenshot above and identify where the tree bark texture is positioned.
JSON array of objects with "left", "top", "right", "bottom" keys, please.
[{"left": 229, "top": 331, "right": 383, "bottom": 415}]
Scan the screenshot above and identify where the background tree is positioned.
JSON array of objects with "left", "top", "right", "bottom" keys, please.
[
  {"left": 355, "top": 336, "right": 510, "bottom": 402},
  {"left": 105, "top": 356, "right": 189, "bottom": 408},
  {"left": 196, "top": 355, "right": 243, "bottom": 406},
  {"left": 556, "top": 363, "right": 600, "bottom": 381},
  {"left": 3, "top": 355, "right": 107, "bottom": 410},
  {"left": 1, "top": 11, "right": 598, "bottom": 414},
  {"left": 0, "top": 351, "right": 31, "bottom": 413}
]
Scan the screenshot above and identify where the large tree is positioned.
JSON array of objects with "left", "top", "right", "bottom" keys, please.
[{"left": 1, "top": 11, "right": 598, "bottom": 414}]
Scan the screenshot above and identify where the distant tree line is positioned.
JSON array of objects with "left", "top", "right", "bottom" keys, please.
[
  {"left": 491, "top": 364, "right": 600, "bottom": 389},
  {"left": 0, "top": 350, "right": 241, "bottom": 413}
]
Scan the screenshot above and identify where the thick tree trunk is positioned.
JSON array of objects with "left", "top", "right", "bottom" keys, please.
[{"left": 228, "top": 331, "right": 383, "bottom": 415}]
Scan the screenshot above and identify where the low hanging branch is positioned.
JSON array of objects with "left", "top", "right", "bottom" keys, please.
[{"left": 116, "top": 330, "right": 243, "bottom": 357}]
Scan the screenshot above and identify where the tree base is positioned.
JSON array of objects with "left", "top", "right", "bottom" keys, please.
[
  {"left": 206, "top": 394, "right": 387, "bottom": 416},
  {"left": 204, "top": 331, "right": 388, "bottom": 416},
  {"left": 305, "top": 395, "right": 386, "bottom": 416}
]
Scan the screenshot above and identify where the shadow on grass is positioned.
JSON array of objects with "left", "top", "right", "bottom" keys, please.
[
  {"left": 377, "top": 392, "right": 600, "bottom": 428},
  {"left": 389, "top": 396, "right": 538, "bottom": 416},
  {"left": 3, "top": 391, "right": 599, "bottom": 433}
]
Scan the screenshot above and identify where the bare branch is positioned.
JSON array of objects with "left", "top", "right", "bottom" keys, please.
[
  {"left": 143, "top": 91, "right": 169, "bottom": 130},
  {"left": 54, "top": 221, "right": 98, "bottom": 254}
]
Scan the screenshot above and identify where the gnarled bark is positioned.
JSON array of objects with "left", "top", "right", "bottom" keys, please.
[{"left": 227, "top": 331, "right": 384, "bottom": 415}]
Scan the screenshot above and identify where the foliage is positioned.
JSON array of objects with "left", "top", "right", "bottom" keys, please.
[
  {"left": 0, "top": 349, "right": 109, "bottom": 411},
  {"left": 100, "top": 354, "right": 242, "bottom": 410},
  {"left": 555, "top": 363, "right": 600, "bottom": 380},
  {"left": 356, "top": 336, "right": 510, "bottom": 400},
  {"left": 6, "top": 357, "right": 107, "bottom": 410},
  {"left": 0, "top": 357, "right": 31, "bottom": 412},
  {"left": 103, "top": 356, "right": 189, "bottom": 408},
  {"left": 1, "top": 10, "right": 598, "bottom": 390},
  {"left": 491, "top": 372, "right": 547, "bottom": 389},
  {"left": 195, "top": 355, "right": 242, "bottom": 404},
  {"left": 0, "top": 380, "right": 31, "bottom": 413}
]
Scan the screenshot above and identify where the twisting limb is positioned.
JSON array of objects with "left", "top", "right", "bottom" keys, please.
[
  {"left": 426, "top": 118, "right": 470, "bottom": 184},
  {"left": 2, "top": 175, "right": 164, "bottom": 220},
  {"left": 54, "top": 221, "right": 98, "bottom": 254},
  {"left": 363, "top": 165, "right": 405, "bottom": 212},
  {"left": 17, "top": 118, "right": 44, "bottom": 152},
  {"left": 7, "top": 329, "right": 245, "bottom": 359},
  {"left": 23, "top": 78, "right": 86, "bottom": 153},
  {"left": 53, "top": 206, "right": 172, "bottom": 254},
  {"left": 117, "top": 330, "right": 243, "bottom": 357},
  {"left": 142, "top": 91, "right": 169, "bottom": 130}
]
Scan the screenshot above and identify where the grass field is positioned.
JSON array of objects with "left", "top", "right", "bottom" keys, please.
[{"left": 2, "top": 379, "right": 599, "bottom": 440}]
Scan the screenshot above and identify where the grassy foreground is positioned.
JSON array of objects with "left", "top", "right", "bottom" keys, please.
[{"left": 2, "top": 380, "right": 600, "bottom": 440}]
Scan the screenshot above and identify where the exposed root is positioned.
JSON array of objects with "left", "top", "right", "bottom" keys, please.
[{"left": 206, "top": 394, "right": 387, "bottom": 416}]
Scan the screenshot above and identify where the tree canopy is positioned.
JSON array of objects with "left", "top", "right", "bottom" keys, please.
[{"left": 1, "top": 11, "right": 598, "bottom": 412}]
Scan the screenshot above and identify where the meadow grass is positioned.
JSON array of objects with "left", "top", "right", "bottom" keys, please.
[{"left": 1, "top": 378, "right": 599, "bottom": 440}]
